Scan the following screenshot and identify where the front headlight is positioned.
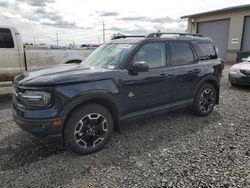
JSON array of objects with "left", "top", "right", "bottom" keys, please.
[
  {"left": 20, "top": 91, "right": 51, "bottom": 107},
  {"left": 229, "top": 67, "right": 239, "bottom": 73}
]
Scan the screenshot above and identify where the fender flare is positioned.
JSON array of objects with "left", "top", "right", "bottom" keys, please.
[
  {"left": 195, "top": 75, "right": 220, "bottom": 104},
  {"left": 59, "top": 91, "right": 121, "bottom": 128}
]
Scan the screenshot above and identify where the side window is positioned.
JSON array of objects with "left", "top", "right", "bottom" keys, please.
[
  {"left": 132, "top": 42, "right": 166, "bottom": 68},
  {"left": 0, "top": 28, "right": 14, "bottom": 48},
  {"left": 192, "top": 42, "right": 217, "bottom": 60},
  {"left": 170, "top": 41, "right": 194, "bottom": 65}
]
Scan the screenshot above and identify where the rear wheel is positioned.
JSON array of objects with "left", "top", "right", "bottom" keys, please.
[
  {"left": 193, "top": 84, "right": 217, "bottom": 116},
  {"left": 64, "top": 103, "right": 114, "bottom": 155}
]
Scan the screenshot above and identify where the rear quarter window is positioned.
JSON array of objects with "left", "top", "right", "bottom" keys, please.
[
  {"left": 0, "top": 28, "right": 14, "bottom": 48},
  {"left": 192, "top": 42, "right": 217, "bottom": 60}
]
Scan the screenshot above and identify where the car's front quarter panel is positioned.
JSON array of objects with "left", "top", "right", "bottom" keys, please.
[
  {"left": 12, "top": 78, "right": 120, "bottom": 137},
  {"left": 54, "top": 79, "right": 120, "bottom": 116}
]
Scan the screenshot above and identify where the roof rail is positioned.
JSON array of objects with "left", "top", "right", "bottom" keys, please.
[
  {"left": 111, "top": 35, "right": 145, "bottom": 40},
  {"left": 146, "top": 32, "right": 203, "bottom": 38}
]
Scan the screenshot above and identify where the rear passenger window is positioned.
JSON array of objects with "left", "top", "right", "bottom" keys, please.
[
  {"left": 133, "top": 42, "right": 166, "bottom": 68},
  {"left": 192, "top": 42, "right": 217, "bottom": 60},
  {"left": 0, "top": 28, "right": 14, "bottom": 48},
  {"left": 170, "top": 41, "right": 194, "bottom": 65}
]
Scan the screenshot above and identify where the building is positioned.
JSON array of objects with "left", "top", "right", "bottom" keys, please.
[{"left": 181, "top": 4, "right": 250, "bottom": 62}]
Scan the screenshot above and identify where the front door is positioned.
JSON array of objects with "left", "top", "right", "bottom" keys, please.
[{"left": 120, "top": 42, "right": 173, "bottom": 115}]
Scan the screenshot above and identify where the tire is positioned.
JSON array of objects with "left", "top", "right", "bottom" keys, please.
[
  {"left": 64, "top": 103, "right": 114, "bottom": 155},
  {"left": 192, "top": 84, "right": 217, "bottom": 116}
]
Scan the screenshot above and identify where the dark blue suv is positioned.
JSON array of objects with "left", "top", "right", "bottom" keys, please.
[{"left": 12, "top": 33, "right": 223, "bottom": 155}]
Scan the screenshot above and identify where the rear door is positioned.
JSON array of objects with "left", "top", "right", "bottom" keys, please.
[{"left": 169, "top": 40, "right": 200, "bottom": 103}]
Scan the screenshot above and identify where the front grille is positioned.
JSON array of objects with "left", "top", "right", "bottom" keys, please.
[{"left": 240, "top": 69, "right": 250, "bottom": 75}]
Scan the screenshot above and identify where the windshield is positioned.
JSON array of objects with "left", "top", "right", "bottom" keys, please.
[{"left": 81, "top": 43, "right": 136, "bottom": 69}]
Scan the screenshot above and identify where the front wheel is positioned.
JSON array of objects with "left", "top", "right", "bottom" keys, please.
[
  {"left": 193, "top": 84, "right": 217, "bottom": 116},
  {"left": 64, "top": 103, "right": 114, "bottom": 155}
]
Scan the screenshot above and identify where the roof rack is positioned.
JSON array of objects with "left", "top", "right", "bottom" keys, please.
[
  {"left": 146, "top": 32, "right": 203, "bottom": 38},
  {"left": 111, "top": 35, "right": 145, "bottom": 40}
]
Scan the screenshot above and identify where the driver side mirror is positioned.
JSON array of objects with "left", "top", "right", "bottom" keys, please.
[{"left": 129, "top": 61, "right": 149, "bottom": 75}]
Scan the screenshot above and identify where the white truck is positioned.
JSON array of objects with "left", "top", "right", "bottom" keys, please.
[{"left": 0, "top": 26, "right": 94, "bottom": 86}]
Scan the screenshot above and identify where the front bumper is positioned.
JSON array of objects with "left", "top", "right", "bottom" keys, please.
[
  {"left": 229, "top": 72, "right": 250, "bottom": 85},
  {"left": 12, "top": 104, "right": 64, "bottom": 138}
]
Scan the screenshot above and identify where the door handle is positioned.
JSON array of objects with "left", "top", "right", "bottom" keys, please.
[
  {"left": 189, "top": 69, "right": 201, "bottom": 73},
  {"left": 194, "top": 69, "right": 201, "bottom": 73},
  {"left": 159, "top": 73, "right": 175, "bottom": 79},
  {"left": 159, "top": 73, "right": 166, "bottom": 78}
]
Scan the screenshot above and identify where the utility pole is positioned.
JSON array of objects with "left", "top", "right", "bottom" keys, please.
[
  {"left": 102, "top": 21, "right": 105, "bottom": 43},
  {"left": 56, "top": 32, "right": 59, "bottom": 47},
  {"left": 33, "top": 36, "right": 36, "bottom": 46}
]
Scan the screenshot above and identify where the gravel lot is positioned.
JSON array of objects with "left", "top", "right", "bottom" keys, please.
[{"left": 0, "top": 65, "right": 249, "bottom": 188}]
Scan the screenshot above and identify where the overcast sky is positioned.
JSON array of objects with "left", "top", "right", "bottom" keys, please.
[{"left": 0, "top": 0, "right": 249, "bottom": 45}]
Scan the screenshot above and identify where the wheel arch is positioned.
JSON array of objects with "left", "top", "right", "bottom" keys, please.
[
  {"left": 61, "top": 92, "right": 121, "bottom": 132},
  {"left": 195, "top": 75, "right": 220, "bottom": 104}
]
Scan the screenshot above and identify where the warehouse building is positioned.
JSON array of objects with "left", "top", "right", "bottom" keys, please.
[{"left": 181, "top": 4, "right": 250, "bottom": 63}]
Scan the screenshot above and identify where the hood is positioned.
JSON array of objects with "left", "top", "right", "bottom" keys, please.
[
  {"left": 15, "top": 64, "right": 114, "bottom": 86},
  {"left": 232, "top": 62, "right": 250, "bottom": 70}
]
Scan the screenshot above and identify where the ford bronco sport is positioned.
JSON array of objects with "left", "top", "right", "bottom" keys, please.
[{"left": 12, "top": 33, "right": 223, "bottom": 155}]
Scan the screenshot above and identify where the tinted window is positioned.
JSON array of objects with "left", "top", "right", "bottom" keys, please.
[
  {"left": 170, "top": 41, "right": 194, "bottom": 65},
  {"left": 192, "top": 42, "right": 217, "bottom": 60},
  {"left": 133, "top": 42, "right": 166, "bottom": 68},
  {"left": 0, "top": 28, "right": 14, "bottom": 48}
]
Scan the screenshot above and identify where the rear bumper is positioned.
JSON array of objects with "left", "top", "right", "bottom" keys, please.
[{"left": 12, "top": 104, "right": 63, "bottom": 138}]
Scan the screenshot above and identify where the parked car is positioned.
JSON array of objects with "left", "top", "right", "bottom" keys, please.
[
  {"left": 12, "top": 33, "right": 224, "bottom": 155},
  {"left": 0, "top": 26, "right": 94, "bottom": 84},
  {"left": 229, "top": 56, "right": 250, "bottom": 86}
]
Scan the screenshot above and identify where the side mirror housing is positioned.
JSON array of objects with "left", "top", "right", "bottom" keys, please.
[{"left": 129, "top": 61, "right": 149, "bottom": 75}]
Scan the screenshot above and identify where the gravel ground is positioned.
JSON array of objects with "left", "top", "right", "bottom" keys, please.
[{"left": 0, "top": 65, "right": 249, "bottom": 188}]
